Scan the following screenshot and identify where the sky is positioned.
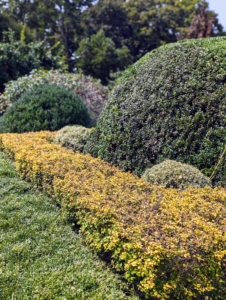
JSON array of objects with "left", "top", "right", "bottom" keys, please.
[{"left": 208, "top": 0, "right": 226, "bottom": 30}]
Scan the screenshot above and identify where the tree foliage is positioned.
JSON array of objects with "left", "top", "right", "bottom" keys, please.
[
  {"left": 186, "top": 5, "right": 224, "bottom": 38},
  {"left": 0, "top": 30, "right": 65, "bottom": 93},
  {"left": 0, "top": 0, "right": 225, "bottom": 84},
  {"left": 76, "top": 30, "right": 132, "bottom": 84},
  {"left": 0, "top": 13, "right": 34, "bottom": 42}
]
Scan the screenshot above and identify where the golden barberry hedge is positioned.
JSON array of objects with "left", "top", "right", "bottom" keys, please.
[{"left": 0, "top": 132, "right": 226, "bottom": 300}]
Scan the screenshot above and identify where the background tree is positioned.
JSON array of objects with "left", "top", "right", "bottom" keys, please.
[
  {"left": 186, "top": 5, "right": 223, "bottom": 38},
  {"left": 81, "top": 0, "right": 132, "bottom": 49},
  {"left": 123, "top": 0, "right": 212, "bottom": 60},
  {"left": 76, "top": 29, "right": 132, "bottom": 84},
  {"left": 1, "top": 0, "right": 94, "bottom": 71},
  {"left": 0, "top": 13, "right": 34, "bottom": 41},
  {"left": 1, "top": 0, "right": 225, "bottom": 84},
  {"left": 0, "top": 29, "right": 65, "bottom": 93}
]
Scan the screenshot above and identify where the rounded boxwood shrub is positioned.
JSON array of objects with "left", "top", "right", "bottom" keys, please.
[
  {"left": 0, "top": 69, "right": 108, "bottom": 125},
  {"left": 142, "top": 160, "right": 212, "bottom": 190},
  {"left": 84, "top": 37, "right": 226, "bottom": 186},
  {"left": 1, "top": 84, "right": 91, "bottom": 133},
  {"left": 54, "top": 125, "right": 92, "bottom": 152}
]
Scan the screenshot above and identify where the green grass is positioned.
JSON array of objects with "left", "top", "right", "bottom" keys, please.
[{"left": 0, "top": 151, "right": 138, "bottom": 300}]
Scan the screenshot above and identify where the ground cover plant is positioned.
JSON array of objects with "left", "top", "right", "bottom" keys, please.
[
  {"left": 0, "top": 151, "right": 138, "bottom": 300},
  {"left": 84, "top": 37, "right": 226, "bottom": 187},
  {"left": 0, "top": 69, "right": 108, "bottom": 124},
  {"left": 0, "top": 84, "right": 91, "bottom": 133},
  {"left": 0, "top": 131, "right": 226, "bottom": 300}
]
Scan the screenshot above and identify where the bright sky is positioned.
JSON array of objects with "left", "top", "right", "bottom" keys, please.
[{"left": 208, "top": 0, "right": 226, "bottom": 30}]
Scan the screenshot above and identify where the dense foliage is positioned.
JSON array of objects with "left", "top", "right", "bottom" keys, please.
[
  {"left": 0, "top": 152, "right": 137, "bottom": 300},
  {"left": 142, "top": 160, "right": 212, "bottom": 190},
  {"left": 1, "top": 84, "right": 90, "bottom": 133},
  {"left": 0, "top": 13, "right": 34, "bottom": 42},
  {"left": 0, "top": 131, "right": 225, "bottom": 299},
  {"left": 1, "top": 0, "right": 224, "bottom": 83},
  {"left": 0, "top": 69, "right": 108, "bottom": 124},
  {"left": 84, "top": 37, "right": 226, "bottom": 186},
  {"left": 76, "top": 29, "right": 132, "bottom": 84},
  {"left": 54, "top": 125, "right": 92, "bottom": 152},
  {"left": 0, "top": 30, "right": 65, "bottom": 93}
]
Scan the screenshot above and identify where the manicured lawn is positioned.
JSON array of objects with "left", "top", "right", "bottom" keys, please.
[{"left": 0, "top": 152, "right": 138, "bottom": 300}]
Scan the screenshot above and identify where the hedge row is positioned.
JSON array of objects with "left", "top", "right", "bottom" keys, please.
[{"left": 0, "top": 132, "right": 226, "bottom": 300}]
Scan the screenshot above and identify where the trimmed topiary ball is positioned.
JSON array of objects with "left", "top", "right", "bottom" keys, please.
[
  {"left": 54, "top": 125, "right": 92, "bottom": 152},
  {"left": 142, "top": 160, "right": 212, "bottom": 190},
  {"left": 84, "top": 37, "right": 226, "bottom": 186},
  {"left": 1, "top": 84, "right": 91, "bottom": 133}
]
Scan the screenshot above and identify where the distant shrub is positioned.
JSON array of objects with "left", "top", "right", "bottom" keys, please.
[
  {"left": 84, "top": 37, "right": 226, "bottom": 186},
  {"left": 1, "top": 84, "right": 91, "bottom": 133},
  {"left": 142, "top": 160, "right": 212, "bottom": 190},
  {"left": 54, "top": 125, "right": 92, "bottom": 152},
  {"left": 0, "top": 69, "right": 108, "bottom": 124}
]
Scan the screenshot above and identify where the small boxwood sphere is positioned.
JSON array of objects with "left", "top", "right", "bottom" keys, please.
[
  {"left": 84, "top": 37, "right": 226, "bottom": 186},
  {"left": 2, "top": 84, "right": 91, "bottom": 132},
  {"left": 54, "top": 125, "right": 92, "bottom": 152},
  {"left": 142, "top": 160, "right": 212, "bottom": 190}
]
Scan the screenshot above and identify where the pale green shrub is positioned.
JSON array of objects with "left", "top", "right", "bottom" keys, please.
[
  {"left": 54, "top": 125, "right": 92, "bottom": 152},
  {"left": 142, "top": 160, "right": 212, "bottom": 190}
]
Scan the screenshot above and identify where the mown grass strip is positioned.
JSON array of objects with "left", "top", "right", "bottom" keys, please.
[{"left": 0, "top": 151, "right": 138, "bottom": 300}]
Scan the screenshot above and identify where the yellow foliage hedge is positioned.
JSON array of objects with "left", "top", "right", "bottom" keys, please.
[{"left": 0, "top": 131, "right": 226, "bottom": 300}]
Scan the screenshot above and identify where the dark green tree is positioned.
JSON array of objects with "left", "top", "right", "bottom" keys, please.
[
  {"left": 123, "top": 0, "right": 224, "bottom": 60},
  {"left": 0, "top": 30, "right": 65, "bottom": 93},
  {"left": 1, "top": 0, "right": 94, "bottom": 71},
  {"left": 0, "top": 13, "right": 34, "bottom": 41},
  {"left": 76, "top": 29, "right": 132, "bottom": 84},
  {"left": 81, "top": 0, "right": 132, "bottom": 49}
]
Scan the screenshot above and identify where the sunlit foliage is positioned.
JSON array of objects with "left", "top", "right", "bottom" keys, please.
[{"left": 0, "top": 131, "right": 225, "bottom": 299}]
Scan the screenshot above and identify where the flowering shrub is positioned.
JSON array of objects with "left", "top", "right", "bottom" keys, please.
[{"left": 0, "top": 131, "right": 226, "bottom": 299}]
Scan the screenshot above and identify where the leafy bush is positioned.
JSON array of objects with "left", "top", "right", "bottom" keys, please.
[
  {"left": 1, "top": 84, "right": 91, "bottom": 133},
  {"left": 84, "top": 37, "right": 226, "bottom": 186},
  {"left": 54, "top": 125, "right": 92, "bottom": 152},
  {"left": 0, "top": 131, "right": 226, "bottom": 299},
  {"left": 0, "top": 69, "right": 108, "bottom": 124},
  {"left": 142, "top": 160, "right": 212, "bottom": 190}
]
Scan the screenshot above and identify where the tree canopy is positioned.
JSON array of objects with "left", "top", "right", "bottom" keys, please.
[{"left": 0, "top": 0, "right": 225, "bottom": 85}]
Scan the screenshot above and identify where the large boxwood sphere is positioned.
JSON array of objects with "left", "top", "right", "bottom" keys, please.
[
  {"left": 1, "top": 84, "right": 91, "bottom": 132},
  {"left": 84, "top": 37, "right": 226, "bottom": 186}
]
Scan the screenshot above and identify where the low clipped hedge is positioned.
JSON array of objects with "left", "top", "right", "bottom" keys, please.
[
  {"left": 0, "top": 84, "right": 91, "bottom": 133},
  {"left": 0, "top": 131, "right": 225, "bottom": 299},
  {"left": 84, "top": 37, "right": 226, "bottom": 186}
]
